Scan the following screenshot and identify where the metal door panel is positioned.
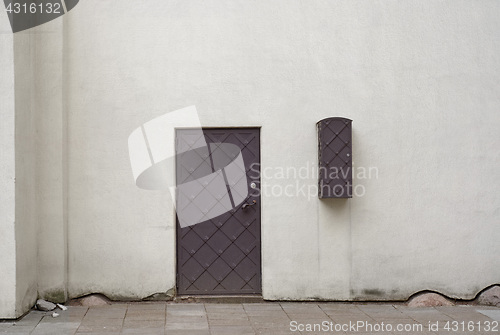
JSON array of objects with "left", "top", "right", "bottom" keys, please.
[{"left": 176, "top": 128, "right": 261, "bottom": 295}]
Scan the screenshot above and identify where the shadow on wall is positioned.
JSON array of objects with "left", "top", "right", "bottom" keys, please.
[{"left": 319, "top": 198, "right": 350, "bottom": 211}]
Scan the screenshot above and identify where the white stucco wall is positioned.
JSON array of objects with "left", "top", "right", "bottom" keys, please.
[
  {"left": 60, "top": 0, "right": 499, "bottom": 301},
  {"left": 0, "top": 14, "right": 17, "bottom": 319},
  {"left": 0, "top": 11, "right": 39, "bottom": 318},
  {"left": 14, "top": 29, "right": 38, "bottom": 314},
  {"left": 34, "top": 18, "right": 68, "bottom": 304},
  {"left": 1, "top": 1, "right": 499, "bottom": 314}
]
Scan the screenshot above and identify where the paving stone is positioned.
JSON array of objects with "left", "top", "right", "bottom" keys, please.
[
  {"left": 121, "top": 327, "right": 165, "bottom": 334},
  {"left": 30, "top": 322, "right": 79, "bottom": 335},
  {"left": 205, "top": 304, "right": 244, "bottom": 311},
  {"left": 84, "top": 309, "right": 126, "bottom": 319},
  {"left": 7, "top": 301, "right": 498, "bottom": 335},
  {"left": 76, "top": 324, "right": 122, "bottom": 332},
  {"left": 253, "top": 323, "right": 292, "bottom": 330},
  {"left": 318, "top": 302, "right": 361, "bottom": 308},
  {"left": 127, "top": 307, "right": 167, "bottom": 315},
  {"left": 64, "top": 307, "right": 89, "bottom": 318},
  {"left": 251, "top": 320, "right": 290, "bottom": 329},
  {"left": 249, "top": 319, "right": 290, "bottom": 328},
  {"left": 80, "top": 318, "right": 124, "bottom": 326},
  {"left": 360, "top": 312, "right": 404, "bottom": 320},
  {"left": 0, "top": 325, "right": 35, "bottom": 334},
  {"left": 205, "top": 309, "right": 246, "bottom": 315},
  {"left": 39, "top": 315, "right": 85, "bottom": 323},
  {"left": 108, "top": 304, "right": 130, "bottom": 311},
  {"left": 281, "top": 304, "right": 327, "bottom": 318},
  {"left": 122, "top": 320, "right": 165, "bottom": 328},
  {"left": 166, "top": 309, "right": 206, "bottom": 317},
  {"left": 435, "top": 306, "right": 495, "bottom": 322},
  {"left": 322, "top": 308, "right": 366, "bottom": 316},
  {"left": 127, "top": 304, "right": 166, "bottom": 311},
  {"left": 285, "top": 316, "right": 330, "bottom": 325},
  {"left": 370, "top": 318, "right": 420, "bottom": 326},
  {"left": 280, "top": 303, "right": 321, "bottom": 310},
  {"left": 243, "top": 303, "right": 283, "bottom": 311},
  {"left": 357, "top": 304, "right": 398, "bottom": 310},
  {"left": 166, "top": 316, "right": 207, "bottom": 323},
  {"left": 255, "top": 330, "right": 295, "bottom": 335},
  {"left": 166, "top": 303, "right": 204, "bottom": 310},
  {"left": 248, "top": 314, "right": 290, "bottom": 322},
  {"left": 125, "top": 311, "right": 165, "bottom": 321},
  {"left": 209, "top": 318, "right": 252, "bottom": 326},
  {"left": 366, "top": 313, "right": 413, "bottom": 321},
  {"left": 210, "top": 325, "right": 255, "bottom": 335},
  {"left": 477, "top": 309, "right": 500, "bottom": 321},
  {"left": 397, "top": 309, "right": 454, "bottom": 322},
  {"left": 207, "top": 312, "right": 249, "bottom": 320},
  {"left": 165, "top": 322, "right": 209, "bottom": 331},
  {"left": 14, "top": 313, "right": 45, "bottom": 326},
  {"left": 162, "top": 330, "right": 210, "bottom": 335},
  {"left": 251, "top": 321, "right": 290, "bottom": 329},
  {"left": 393, "top": 331, "right": 436, "bottom": 335}
]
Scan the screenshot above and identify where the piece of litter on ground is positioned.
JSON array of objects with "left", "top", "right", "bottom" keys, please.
[
  {"left": 36, "top": 299, "right": 56, "bottom": 311},
  {"left": 52, "top": 312, "right": 59, "bottom": 318},
  {"left": 56, "top": 304, "right": 68, "bottom": 311}
]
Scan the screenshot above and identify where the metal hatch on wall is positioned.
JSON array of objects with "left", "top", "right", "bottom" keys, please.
[
  {"left": 317, "top": 117, "right": 353, "bottom": 198},
  {"left": 175, "top": 128, "right": 262, "bottom": 295}
]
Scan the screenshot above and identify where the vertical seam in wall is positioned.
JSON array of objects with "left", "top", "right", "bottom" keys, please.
[
  {"left": 32, "top": 18, "right": 41, "bottom": 300},
  {"left": 316, "top": 125, "right": 321, "bottom": 289},
  {"left": 30, "top": 25, "right": 38, "bottom": 304},
  {"left": 258, "top": 128, "right": 264, "bottom": 298},
  {"left": 317, "top": 184, "right": 320, "bottom": 288},
  {"left": 62, "top": 12, "right": 69, "bottom": 301},
  {"left": 348, "top": 198, "right": 352, "bottom": 300},
  {"left": 259, "top": 129, "right": 263, "bottom": 296},
  {"left": 174, "top": 131, "right": 179, "bottom": 294}
]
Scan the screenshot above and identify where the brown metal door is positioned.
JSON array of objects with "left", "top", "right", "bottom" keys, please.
[{"left": 176, "top": 128, "right": 261, "bottom": 295}]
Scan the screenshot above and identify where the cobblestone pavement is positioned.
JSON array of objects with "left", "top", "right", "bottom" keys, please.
[{"left": 0, "top": 302, "right": 499, "bottom": 335}]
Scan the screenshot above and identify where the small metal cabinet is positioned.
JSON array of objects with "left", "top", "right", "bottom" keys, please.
[{"left": 317, "top": 117, "right": 352, "bottom": 198}]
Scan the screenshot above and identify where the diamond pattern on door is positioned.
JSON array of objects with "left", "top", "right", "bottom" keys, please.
[{"left": 176, "top": 128, "right": 261, "bottom": 295}]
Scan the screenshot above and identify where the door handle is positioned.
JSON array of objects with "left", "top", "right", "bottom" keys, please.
[{"left": 242, "top": 200, "right": 257, "bottom": 209}]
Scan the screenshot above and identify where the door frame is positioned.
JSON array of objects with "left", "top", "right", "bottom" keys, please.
[{"left": 174, "top": 126, "right": 262, "bottom": 296}]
